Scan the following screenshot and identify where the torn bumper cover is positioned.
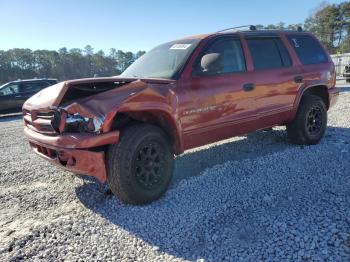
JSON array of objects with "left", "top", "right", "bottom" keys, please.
[{"left": 24, "top": 126, "right": 119, "bottom": 182}]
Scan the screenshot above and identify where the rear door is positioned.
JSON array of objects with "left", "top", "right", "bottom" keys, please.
[
  {"left": 244, "top": 35, "right": 302, "bottom": 126},
  {"left": 286, "top": 34, "right": 332, "bottom": 87}
]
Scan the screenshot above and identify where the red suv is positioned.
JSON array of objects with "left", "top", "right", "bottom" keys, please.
[{"left": 23, "top": 26, "right": 339, "bottom": 205}]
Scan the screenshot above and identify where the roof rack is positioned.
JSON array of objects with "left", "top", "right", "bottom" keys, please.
[
  {"left": 217, "top": 25, "right": 303, "bottom": 33},
  {"left": 217, "top": 25, "right": 257, "bottom": 33}
]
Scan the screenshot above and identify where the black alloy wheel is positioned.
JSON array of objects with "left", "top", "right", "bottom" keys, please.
[
  {"left": 134, "top": 142, "right": 165, "bottom": 190},
  {"left": 306, "top": 105, "right": 323, "bottom": 136}
]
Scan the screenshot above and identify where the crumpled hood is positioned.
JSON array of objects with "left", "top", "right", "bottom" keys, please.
[
  {"left": 23, "top": 76, "right": 176, "bottom": 117},
  {"left": 24, "top": 82, "right": 67, "bottom": 110},
  {"left": 22, "top": 76, "right": 179, "bottom": 148}
]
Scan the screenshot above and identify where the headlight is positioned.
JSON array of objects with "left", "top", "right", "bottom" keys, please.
[{"left": 65, "top": 113, "right": 104, "bottom": 133}]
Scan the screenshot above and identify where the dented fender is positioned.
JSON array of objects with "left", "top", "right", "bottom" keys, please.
[{"left": 22, "top": 76, "right": 185, "bottom": 154}]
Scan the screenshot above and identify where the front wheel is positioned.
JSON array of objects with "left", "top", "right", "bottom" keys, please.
[
  {"left": 287, "top": 95, "right": 327, "bottom": 145},
  {"left": 106, "top": 124, "right": 174, "bottom": 205}
]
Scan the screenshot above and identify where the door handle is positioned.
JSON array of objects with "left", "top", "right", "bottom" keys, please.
[
  {"left": 294, "top": 75, "right": 303, "bottom": 83},
  {"left": 243, "top": 83, "right": 255, "bottom": 92}
]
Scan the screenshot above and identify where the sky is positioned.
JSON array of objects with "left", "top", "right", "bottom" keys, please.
[{"left": 0, "top": 0, "right": 345, "bottom": 53}]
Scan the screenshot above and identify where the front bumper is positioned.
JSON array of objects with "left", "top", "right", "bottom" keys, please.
[
  {"left": 328, "top": 87, "right": 339, "bottom": 108},
  {"left": 24, "top": 126, "right": 120, "bottom": 182}
]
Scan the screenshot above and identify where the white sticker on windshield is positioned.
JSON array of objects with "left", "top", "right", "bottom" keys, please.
[{"left": 170, "top": 44, "right": 191, "bottom": 50}]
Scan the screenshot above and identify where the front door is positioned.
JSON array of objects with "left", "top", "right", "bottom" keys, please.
[{"left": 178, "top": 36, "right": 259, "bottom": 149}]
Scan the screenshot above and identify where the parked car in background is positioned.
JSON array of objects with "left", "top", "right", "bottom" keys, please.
[
  {"left": 0, "top": 79, "right": 57, "bottom": 112},
  {"left": 22, "top": 26, "right": 338, "bottom": 205}
]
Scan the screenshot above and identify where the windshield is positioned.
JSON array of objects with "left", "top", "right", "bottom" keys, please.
[{"left": 121, "top": 38, "right": 201, "bottom": 79}]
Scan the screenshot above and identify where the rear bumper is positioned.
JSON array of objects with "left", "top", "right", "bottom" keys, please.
[
  {"left": 328, "top": 87, "right": 339, "bottom": 108},
  {"left": 24, "top": 127, "right": 120, "bottom": 182}
]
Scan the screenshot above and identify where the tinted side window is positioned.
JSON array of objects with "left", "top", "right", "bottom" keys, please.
[
  {"left": 0, "top": 84, "right": 19, "bottom": 95},
  {"left": 47, "top": 80, "right": 57, "bottom": 85},
  {"left": 19, "top": 82, "right": 48, "bottom": 93},
  {"left": 35, "top": 81, "right": 50, "bottom": 88},
  {"left": 275, "top": 40, "right": 292, "bottom": 67},
  {"left": 247, "top": 38, "right": 290, "bottom": 70},
  {"left": 194, "top": 38, "right": 246, "bottom": 76},
  {"left": 287, "top": 35, "right": 328, "bottom": 65}
]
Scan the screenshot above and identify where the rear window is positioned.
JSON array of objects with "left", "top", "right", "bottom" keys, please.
[
  {"left": 247, "top": 38, "right": 291, "bottom": 70},
  {"left": 287, "top": 35, "right": 328, "bottom": 65}
]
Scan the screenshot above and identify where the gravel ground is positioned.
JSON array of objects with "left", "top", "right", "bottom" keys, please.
[{"left": 0, "top": 86, "right": 349, "bottom": 261}]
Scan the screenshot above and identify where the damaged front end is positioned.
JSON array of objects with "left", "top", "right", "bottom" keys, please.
[
  {"left": 22, "top": 78, "right": 136, "bottom": 182},
  {"left": 23, "top": 105, "right": 119, "bottom": 182},
  {"left": 23, "top": 76, "right": 178, "bottom": 182}
]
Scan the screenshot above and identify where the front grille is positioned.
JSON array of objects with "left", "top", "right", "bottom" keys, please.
[{"left": 23, "top": 109, "right": 58, "bottom": 135}]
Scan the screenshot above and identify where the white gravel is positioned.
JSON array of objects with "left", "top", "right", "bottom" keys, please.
[{"left": 0, "top": 86, "right": 349, "bottom": 261}]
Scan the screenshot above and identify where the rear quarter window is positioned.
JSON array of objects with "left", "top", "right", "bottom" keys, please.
[{"left": 287, "top": 35, "right": 328, "bottom": 65}]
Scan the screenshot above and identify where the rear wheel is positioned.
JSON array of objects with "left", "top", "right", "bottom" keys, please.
[
  {"left": 106, "top": 124, "right": 174, "bottom": 205},
  {"left": 287, "top": 95, "right": 327, "bottom": 145}
]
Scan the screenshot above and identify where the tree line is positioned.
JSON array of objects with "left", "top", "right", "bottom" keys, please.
[
  {"left": 0, "top": 46, "right": 145, "bottom": 85},
  {"left": 1, "top": 1, "right": 350, "bottom": 85}
]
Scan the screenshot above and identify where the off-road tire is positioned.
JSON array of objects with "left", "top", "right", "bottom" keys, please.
[
  {"left": 106, "top": 124, "right": 174, "bottom": 205},
  {"left": 287, "top": 95, "right": 327, "bottom": 145}
]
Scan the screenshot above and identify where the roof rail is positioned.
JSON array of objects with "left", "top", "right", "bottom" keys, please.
[
  {"left": 217, "top": 25, "right": 257, "bottom": 33},
  {"left": 217, "top": 25, "right": 303, "bottom": 33}
]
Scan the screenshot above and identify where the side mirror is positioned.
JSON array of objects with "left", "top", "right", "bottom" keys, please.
[{"left": 193, "top": 53, "right": 223, "bottom": 76}]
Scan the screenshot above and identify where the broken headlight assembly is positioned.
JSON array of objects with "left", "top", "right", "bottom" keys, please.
[{"left": 65, "top": 113, "right": 104, "bottom": 133}]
